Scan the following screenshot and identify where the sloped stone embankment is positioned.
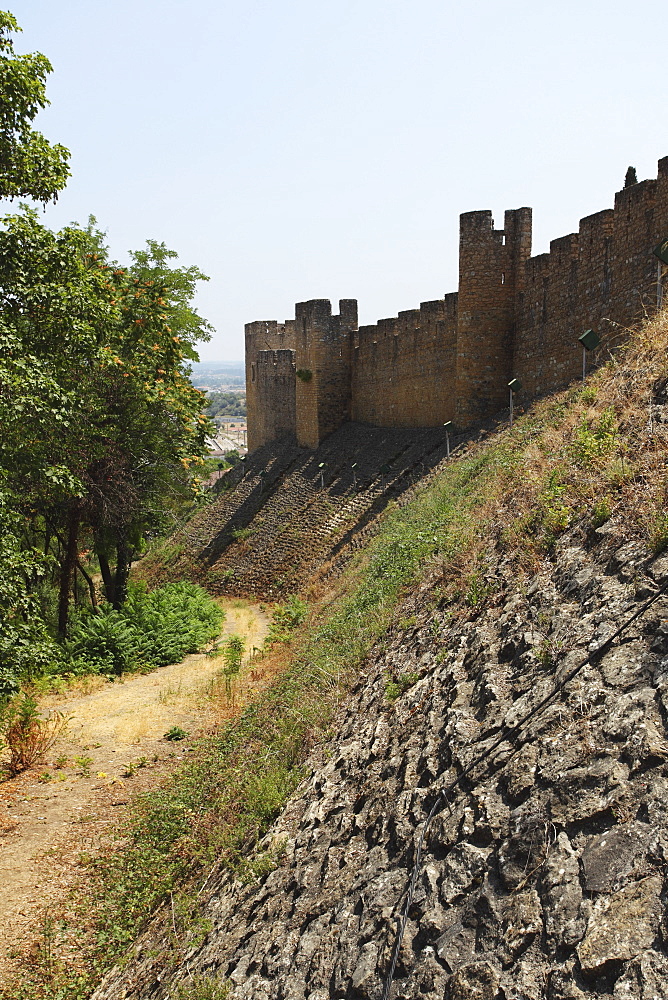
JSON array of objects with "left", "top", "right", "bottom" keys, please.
[
  {"left": 153, "top": 424, "right": 459, "bottom": 599},
  {"left": 94, "top": 517, "right": 668, "bottom": 999}
]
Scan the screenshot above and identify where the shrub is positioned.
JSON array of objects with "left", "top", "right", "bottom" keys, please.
[
  {"left": 265, "top": 596, "right": 308, "bottom": 646},
  {"left": 0, "top": 694, "right": 68, "bottom": 777},
  {"left": 0, "top": 620, "right": 62, "bottom": 693},
  {"left": 221, "top": 634, "right": 245, "bottom": 700},
  {"left": 63, "top": 582, "right": 224, "bottom": 677},
  {"left": 66, "top": 611, "right": 144, "bottom": 676}
]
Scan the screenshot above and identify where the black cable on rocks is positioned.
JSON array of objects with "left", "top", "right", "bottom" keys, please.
[{"left": 380, "top": 579, "right": 668, "bottom": 1000}]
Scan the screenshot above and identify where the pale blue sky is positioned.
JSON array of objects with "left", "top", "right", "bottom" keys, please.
[{"left": 9, "top": 0, "right": 668, "bottom": 360}]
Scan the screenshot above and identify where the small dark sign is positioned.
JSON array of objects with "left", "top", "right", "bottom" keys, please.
[
  {"left": 579, "top": 329, "right": 600, "bottom": 351},
  {"left": 508, "top": 378, "right": 522, "bottom": 392},
  {"left": 653, "top": 237, "right": 668, "bottom": 266}
]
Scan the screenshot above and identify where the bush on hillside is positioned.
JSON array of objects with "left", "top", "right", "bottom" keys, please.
[
  {"left": 265, "top": 596, "right": 308, "bottom": 646},
  {"left": 62, "top": 582, "right": 225, "bottom": 677}
]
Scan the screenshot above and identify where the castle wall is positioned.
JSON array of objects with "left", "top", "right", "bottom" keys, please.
[
  {"left": 351, "top": 294, "right": 458, "bottom": 426},
  {"left": 245, "top": 157, "right": 668, "bottom": 451},
  {"left": 513, "top": 157, "right": 668, "bottom": 398},
  {"left": 610, "top": 163, "right": 668, "bottom": 329}
]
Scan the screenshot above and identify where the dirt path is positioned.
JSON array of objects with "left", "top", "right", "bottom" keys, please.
[{"left": 0, "top": 600, "right": 270, "bottom": 980}]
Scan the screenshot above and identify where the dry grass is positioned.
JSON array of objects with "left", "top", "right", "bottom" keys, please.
[{"left": 429, "top": 308, "right": 668, "bottom": 590}]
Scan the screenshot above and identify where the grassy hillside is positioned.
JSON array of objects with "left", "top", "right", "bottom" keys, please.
[{"left": 7, "top": 310, "right": 668, "bottom": 1000}]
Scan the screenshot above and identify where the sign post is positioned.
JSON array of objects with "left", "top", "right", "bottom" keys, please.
[
  {"left": 507, "top": 379, "right": 522, "bottom": 428},
  {"left": 578, "top": 329, "right": 600, "bottom": 381},
  {"left": 653, "top": 237, "right": 668, "bottom": 310},
  {"left": 443, "top": 421, "right": 452, "bottom": 459}
]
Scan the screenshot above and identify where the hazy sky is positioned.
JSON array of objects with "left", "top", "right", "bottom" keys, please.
[{"left": 9, "top": 0, "right": 668, "bottom": 360}]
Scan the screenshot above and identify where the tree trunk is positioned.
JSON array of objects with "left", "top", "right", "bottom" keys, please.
[
  {"left": 113, "top": 538, "right": 131, "bottom": 610},
  {"left": 57, "top": 507, "right": 79, "bottom": 638},
  {"left": 76, "top": 561, "right": 99, "bottom": 612},
  {"left": 97, "top": 549, "right": 115, "bottom": 606}
]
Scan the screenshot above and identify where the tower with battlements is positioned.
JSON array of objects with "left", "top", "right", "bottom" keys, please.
[{"left": 245, "top": 157, "right": 668, "bottom": 452}]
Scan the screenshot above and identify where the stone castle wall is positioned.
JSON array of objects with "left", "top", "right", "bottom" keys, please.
[
  {"left": 351, "top": 295, "right": 458, "bottom": 427},
  {"left": 246, "top": 157, "right": 668, "bottom": 450}
]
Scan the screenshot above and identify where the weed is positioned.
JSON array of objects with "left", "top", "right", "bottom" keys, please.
[
  {"left": 535, "top": 638, "right": 563, "bottom": 668},
  {"left": 650, "top": 510, "right": 668, "bottom": 555},
  {"left": 385, "top": 672, "right": 419, "bottom": 701},
  {"left": 170, "top": 975, "right": 231, "bottom": 999},
  {"left": 265, "top": 596, "right": 308, "bottom": 646},
  {"left": 230, "top": 527, "right": 253, "bottom": 542},
  {"left": 38, "top": 910, "right": 56, "bottom": 978},
  {"left": 73, "top": 755, "right": 94, "bottom": 776},
  {"left": 397, "top": 615, "right": 418, "bottom": 631},
  {"left": 0, "top": 695, "right": 68, "bottom": 778},
  {"left": 237, "top": 838, "right": 287, "bottom": 884},
  {"left": 591, "top": 498, "right": 612, "bottom": 528},
  {"left": 465, "top": 570, "right": 495, "bottom": 607},
  {"left": 570, "top": 407, "right": 617, "bottom": 464},
  {"left": 220, "top": 634, "right": 245, "bottom": 702},
  {"left": 165, "top": 726, "right": 189, "bottom": 742},
  {"left": 159, "top": 681, "right": 183, "bottom": 704},
  {"left": 384, "top": 681, "right": 401, "bottom": 701},
  {"left": 123, "top": 756, "right": 150, "bottom": 777},
  {"left": 38, "top": 771, "right": 52, "bottom": 783}
]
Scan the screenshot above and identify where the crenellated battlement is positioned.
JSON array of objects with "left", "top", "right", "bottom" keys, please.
[{"left": 246, "top": 157, "right": 668, "bottom": 450}]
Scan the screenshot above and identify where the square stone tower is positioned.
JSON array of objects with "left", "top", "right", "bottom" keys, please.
[{"left": 455, "top": 207, "right": 532, "bottom": 426}]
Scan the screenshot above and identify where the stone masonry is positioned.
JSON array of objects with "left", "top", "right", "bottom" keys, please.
[{"left": 246, "top": 157, "right": 668, "bottom": 450}]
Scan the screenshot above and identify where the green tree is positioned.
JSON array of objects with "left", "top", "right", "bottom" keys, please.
[
  {"left": 0, "top": 11, "right": 70, "bottom": 203},
  {"left": 86, "top": 236, "right": 213, "bottom": 608},
  {"left": 0, "top": 210, "right": 212, "bottom": 635},
  {"left": 624, "top": 166, "right": 638, "bottom": 188}
]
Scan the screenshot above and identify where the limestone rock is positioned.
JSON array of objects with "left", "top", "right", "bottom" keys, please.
[
  {"left": 444, "top": 960, "right": 500, "bottom": 1000},
  {"left": 577, "top": 877, "right": 663, "bottom": 974}
]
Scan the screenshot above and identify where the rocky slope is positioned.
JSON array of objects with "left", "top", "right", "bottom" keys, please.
[{"left": 94, "top": 516, "right": 668, "bottom": 999}]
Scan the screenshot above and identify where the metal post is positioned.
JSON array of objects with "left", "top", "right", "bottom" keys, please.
[
  {"left": 582, "top": 346, "right": 586, "bottom": 382},
  {"left": 443, "top": 422, "right": 452, "bottom": 459},
  {"left": 509, "top": 388, "right": 513, "bottom": 428},
  {"left": 658, "top": 260, "right": 664, "bottom": 311}
]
